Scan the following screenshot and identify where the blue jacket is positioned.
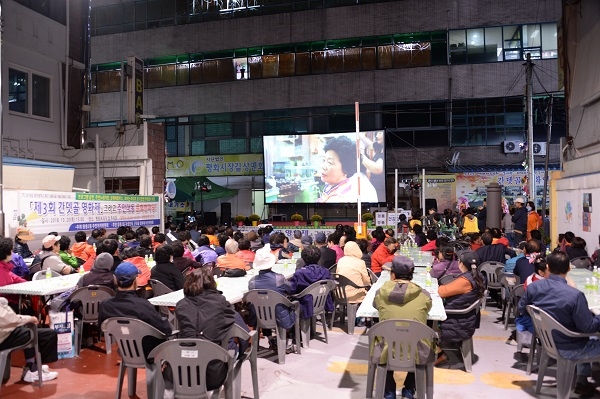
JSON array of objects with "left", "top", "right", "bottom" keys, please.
[
  {"left": 519, "top": 274, "right": 600, "bottom": 351},
  {"left": 248, "top": 270, "right": 295, "bottom": 329},
  {"left": 288, "top": 264, "right": 333, "bottom": 319},
  {"left": 512, "top": 207, "right": 528, "bottom": 232},
  {"left": 10, "top": 253, "right": 30, "bottom": 279}
]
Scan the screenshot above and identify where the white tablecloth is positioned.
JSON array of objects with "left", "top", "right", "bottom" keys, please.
[
  {"left": 356, "top": 270, "right": 447, "bottom": 321},
  {"left": 149, "top": 264, "right": 295, "bottom": 307},
  {"left": 0, "top": 274, "right": 81, "bottom": 296}
]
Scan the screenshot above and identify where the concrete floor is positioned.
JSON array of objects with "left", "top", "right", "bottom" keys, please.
[{"left": 2, "top": 301, "right": 596, "bottom": 398}]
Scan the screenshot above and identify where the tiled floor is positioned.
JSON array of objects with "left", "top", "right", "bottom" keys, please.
[{"left": 1, "top": 301, "right": 596, "bottom": 398}]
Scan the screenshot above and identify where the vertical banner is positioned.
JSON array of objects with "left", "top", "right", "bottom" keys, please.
[{"left": 127, "top": 56, "right": 144, "bottom": 124}]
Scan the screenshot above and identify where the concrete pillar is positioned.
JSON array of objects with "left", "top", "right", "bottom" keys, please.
[{"left": 486, "top": 182, "right": 503, "bottom": 229}]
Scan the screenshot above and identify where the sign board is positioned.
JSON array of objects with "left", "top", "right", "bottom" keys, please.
[
  {"left": 166, "top": 154, "right": 264, "bottom": 177},
  {"left": 7, "top": 190, "right": 160, "bottom": 234},
  {"left": 127, "top": 56, "right": 144, "bottom": 124}
]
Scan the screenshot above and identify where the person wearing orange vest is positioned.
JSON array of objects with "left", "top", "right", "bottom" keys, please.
[{"left": 526, "top": 201, "right": 543, "bottom": 241}]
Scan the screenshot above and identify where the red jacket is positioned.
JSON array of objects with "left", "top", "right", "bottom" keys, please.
[
  {"left": 0, "top": 260, "right": 27, "bottom": 304},
  {"left": 370, "top": 244, "right": 394, "bottom": 274}
]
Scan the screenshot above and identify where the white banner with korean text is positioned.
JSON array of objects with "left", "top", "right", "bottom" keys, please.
[{"left": 8, "top": 190, "right": 160, "bottom": 234}]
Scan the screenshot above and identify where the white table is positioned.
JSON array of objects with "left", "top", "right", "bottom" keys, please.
[
  {"left": 149, "top": 264, "right": 296, "bottom": 307},
  {"left": 567, "top": 268, "right": 600, "bottom": 313},
  {"left": 0, "top": 273, "right": 81, "bottom": 296},
  {"left": 356, "top": 270, "right": 447, "bottom": 321}
]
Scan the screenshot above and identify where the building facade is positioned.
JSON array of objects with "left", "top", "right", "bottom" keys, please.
[{"left": 88, "top": 0, "right": 564, "bottom": 216}]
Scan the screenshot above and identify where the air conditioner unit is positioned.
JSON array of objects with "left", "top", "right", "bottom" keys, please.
[
  {"left": 503, "top": 141, "right": 521, "bottom": 154},
  {"left": 533, "top": 142, "right": 547, "bottom": 156}
]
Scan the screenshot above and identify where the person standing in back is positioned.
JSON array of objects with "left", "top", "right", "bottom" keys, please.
[{"left": 511, "top": 198, "right": 528, "bottom": 245}]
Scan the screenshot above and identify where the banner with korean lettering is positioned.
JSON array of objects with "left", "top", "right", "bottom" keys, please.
[
  {"left": 14, "top": 191, "right": 160, "bottom": 233},
  {"left": 424, "top": 174, "right": 457, "bottom": 212},
  {"left": 456, "top": 171, "right": 548, "bottom": 211},
  {"left": 166, "top": 154, "right": 264, "bottom": 177}
]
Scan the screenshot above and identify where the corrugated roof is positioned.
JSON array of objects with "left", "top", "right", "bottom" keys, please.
[{"left": 3, "top": 156, "right": 74, "bottom": 170}]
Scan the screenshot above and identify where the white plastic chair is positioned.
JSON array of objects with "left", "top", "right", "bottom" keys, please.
[
  {"left": 32, "top": 269, "right": 61, "bottom": 280},
  {"left": 223, "top": 325, "right": 259, "bottom": 399},
  {"left": 293, "top": 280, "right": 335, "bottom": 347},
  {"left": 527, "top": 305, "right": 600, "bottom": 399},
  {"left": 101, "top": 317, "right": 167, "bottom": 399},
  {"left": 366, "top": 319, "right": 437, "bottom": 399},
  {"left": 149, "top": 279, "right": 177, "bottom": 329},
  {"left": 444, "top": 299, "right": 481, "bottom": 372},
  {"left": 68, "top": 285, "right": 115, "bottom": 355},
  {"left": 477, "top": 262, "right": 504, "bottom": 308},
  {"left": 148, "top": 338, "right": 233, "bottom": 399},
  {"left": 0, "top": 323, "right": 43, "bottom": 391},
  {"left": 243, "top": 289, "right": 301, "bottom": 365},
  {"left": 330, "top": 273, "right": 370, "bottom": 335}
]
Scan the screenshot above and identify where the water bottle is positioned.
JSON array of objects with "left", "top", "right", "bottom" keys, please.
[
  {"left": 45, "top": 267, "right": 52, "bottom": 279},
  {"left": 425, "top": 273, "right": 432, "bottom": 288},
  {"left": 585, "top": 278, "right": 593, "bottom": 295},
  {"left": 593, "top": 277, "right": 598, "bottom": 291},
  {"left": 594, "top": 266, "right": 599, "bottom": 278},
  {"left": 149, "top": 254, "right": 154, "bottom": 263},
  {"left": 145, "top": 254, "right": 149, "bottom": 263},
  {"left": 79, "top": 266, "right": 85, "bottom": 275},
  {"left": 93, "top": 242, "right": 97, "bottom": 251}
]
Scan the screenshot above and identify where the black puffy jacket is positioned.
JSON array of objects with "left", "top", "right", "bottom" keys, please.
[{"left": 440, "top": 271, "right": 482, "bottom": 342}]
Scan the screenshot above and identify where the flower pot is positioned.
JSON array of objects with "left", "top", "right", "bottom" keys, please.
[
  {"left": 237, "top": 222, "right": 244, "bottom": 227},
  {"left": 251, "top": 221, "right": 258, "bottom": 226},
  {"left": 367, "top": 220, "right": 373, "bottom": 228},
  {"left": 313, "top": 221, "right": 320, "bottom": 228},
  {"left": 294, "top": 221, "right": 300, "bottom": 227}
]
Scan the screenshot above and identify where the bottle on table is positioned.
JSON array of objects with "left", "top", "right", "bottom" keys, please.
[
  {"left": 45, "top": 267, "right": 52, "bottom": 279},
  {"left": 79, "top": 266, "right": 85, "bottom": 275}
]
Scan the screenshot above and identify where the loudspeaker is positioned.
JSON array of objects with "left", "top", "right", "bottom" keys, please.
[
  {"left": 220, "top": 202, "right": 231, "bottom": 225},
  {"left": 425, "top": 198, "right": 438, "bottom": 212},
  {"left": 204, "top": 212, "right": 218, "bottom": 226}
]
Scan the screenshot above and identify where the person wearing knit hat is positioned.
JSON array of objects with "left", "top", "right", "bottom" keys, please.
[{"left": 77, "top": 252, "right": 116, "bottom": 290}]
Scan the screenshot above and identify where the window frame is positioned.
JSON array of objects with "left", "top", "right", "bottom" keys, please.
[{"left": 7, "top": 65, "right": 53, "bottom": 121}]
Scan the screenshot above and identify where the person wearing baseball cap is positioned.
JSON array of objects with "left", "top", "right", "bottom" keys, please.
[
  {"left": 512, "top": 197, "right": 528, "bottom": 245},
  {"left": 373, "top": 255, "right": 433, "bottom": 399},
  {"left": 38, "top": 235, "right": 75, "bottom": 275},
  {"left": 98, "top": 261, "right": 172, "bottom": 356},
  {"left": 436, "top": 249, "right": 485, "bottom": 366}
]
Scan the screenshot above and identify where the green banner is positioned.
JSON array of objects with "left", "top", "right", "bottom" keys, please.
[{"left": 166, "top": 154, "right": 264, "bottom": 177}]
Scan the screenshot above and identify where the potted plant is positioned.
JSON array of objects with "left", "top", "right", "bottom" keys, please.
[
  {"left": 248, "top": 213, "right": 261, "bottom": 226},
  {"left": 234, "top": 215, "right": 246, "bottom": 226},
  {"left": 290, "top": 213, "right": 303, "bottom": 226},
  {"left": 362, "top": 212, "right": 375, "bottom": 227},
  {"left": 310, "top": 214, "right": 323, "bottom": 227}
]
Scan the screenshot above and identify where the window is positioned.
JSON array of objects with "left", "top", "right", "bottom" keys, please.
[
  {"left": 449, "top": 23, "right": 557, "bottom": 64},
  {"left": 8, "top": 68, "right": 51, "bottom": 118}
]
